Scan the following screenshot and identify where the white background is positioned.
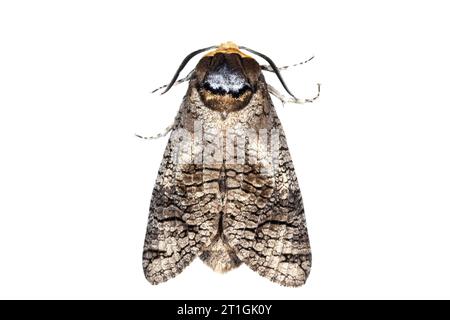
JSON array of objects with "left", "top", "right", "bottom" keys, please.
[{"left": 0, "top": 0, "right": 449, "bottom": 299}]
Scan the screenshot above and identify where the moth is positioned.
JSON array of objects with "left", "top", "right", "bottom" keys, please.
[{"left": 141, "top": 42, "right": 319, "bottom": 287}]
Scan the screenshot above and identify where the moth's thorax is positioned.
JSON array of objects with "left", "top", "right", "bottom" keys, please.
[{"left": 195, "top": 48, "right": 261, "bottom": 113}]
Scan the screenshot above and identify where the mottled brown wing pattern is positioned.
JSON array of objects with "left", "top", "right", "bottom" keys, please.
[
  {"left": 143, "top": 83, "right": 311, "bottom": 286},
  {"left": 143, "top": 42, "right": 313, "bottom": 287},
  {"left": 222, "top": 114, "right": 311, "bottom": 287},
  {"left": 142, "top": 106, "right": 221, "bottom": 284}
]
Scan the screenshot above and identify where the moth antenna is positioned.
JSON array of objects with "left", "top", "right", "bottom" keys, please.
[
  {"left": 135, "top": 124, "right": 174, "bottom": 140},
  {"left": 261, "top": 55, "right": 315, "bottom": 72},
  {"left": 239, "top": 46, "right": 298, "bottom": 99},
  {"left": 160, "top": 46, "right": 217, "bottom": 95},
  {"left": 268, "top": 83, "right": 321, "bottom": 105},
  {"left": 151, "top": 70, "right": 194, "bottom": 94}
]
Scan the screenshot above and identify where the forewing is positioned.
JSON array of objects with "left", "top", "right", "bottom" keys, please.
[
  {"left": 142, "top": 100, "right": 220, "bottom": 285},
  {"left": 223, "top": 107, "right": 312, "bottom": 287}
]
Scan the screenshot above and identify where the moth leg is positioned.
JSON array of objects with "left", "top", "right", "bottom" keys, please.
[
  {"left": 135, "top": 124, "right": 174, "bottom": 140},
  {"left": 268, "top": 83, "right": 321, "bottom": 105},
  {"left": 261, "top": 55, "right": 314, "bottom": 72},
  {"left": 150, "top": 70, "right": 194, "bottom": 94}
]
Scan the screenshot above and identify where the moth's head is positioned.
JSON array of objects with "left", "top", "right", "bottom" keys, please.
[
  {"left": 194, "top": 42, "right": 261, "bottom": 112},
  {"left": 160, "top": 42, "right": 297, "bottom": 112}
]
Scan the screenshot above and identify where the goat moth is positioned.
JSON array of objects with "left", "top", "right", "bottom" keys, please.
[{"left": 141, "top": 42, "right": 318, "bottom": 287}]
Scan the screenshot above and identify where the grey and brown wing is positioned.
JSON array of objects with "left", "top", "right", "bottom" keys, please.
[
  {"left": 142, "top": 110, "right": 220, "bottom": 285},
  {"left": 223, "top": 115, "right": 312, "bottom": 287}
]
